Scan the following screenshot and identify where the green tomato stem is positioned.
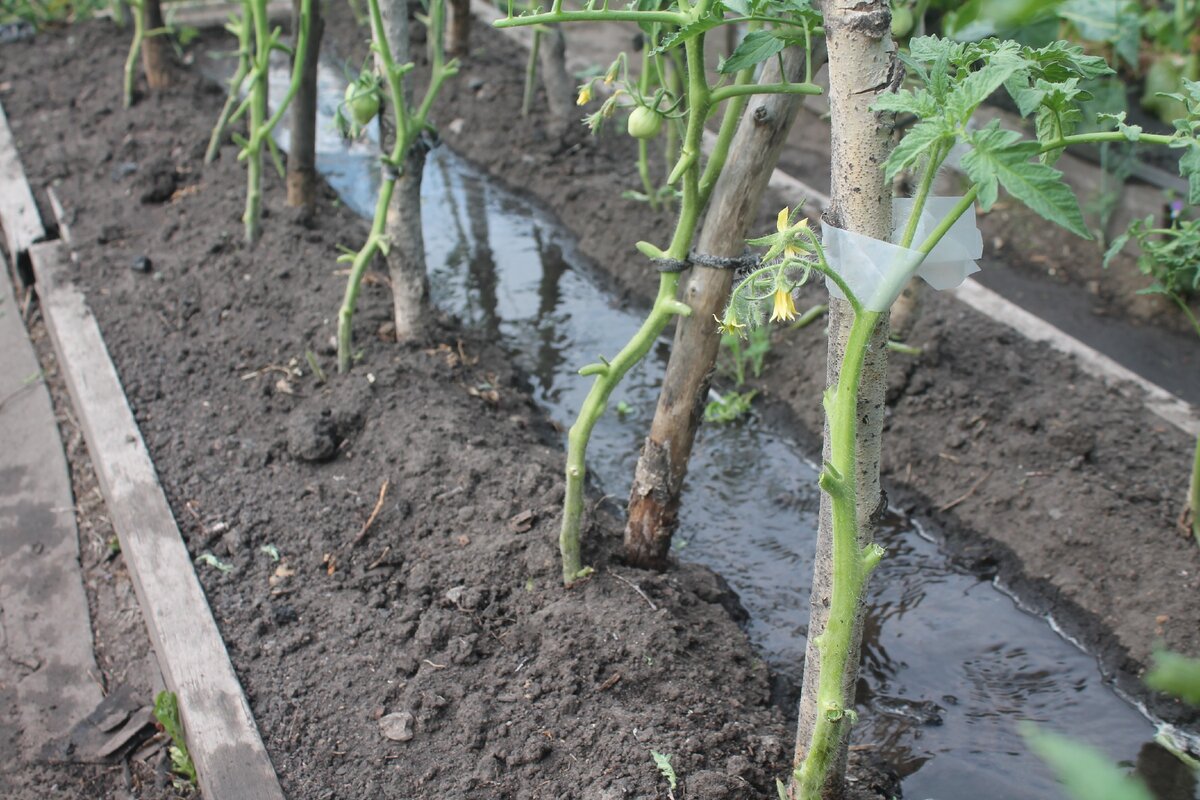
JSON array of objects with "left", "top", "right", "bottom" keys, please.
[
  {"left": 123, "top": 0, "right": 146, "bottom": 109},
  {"left": 557, "top": 7, "right": 716, "bottom": 584},
  {"left": 494, "top": 8, "right": 688, "bottom": 29},
  {"left": 206, "top": 8, "right": 252, "bottom": 163},
  {"left": 521, "top": 27, "right": 541, "bottom": 116},
  {"left": 699, "top": 67, "right": 753, "bottom": 207},
  {"left": 708, "top": 80, "right": 822, "bottom": 106},
  {"left": 792, "top": 306, "right": 884, "bottom": 798}
]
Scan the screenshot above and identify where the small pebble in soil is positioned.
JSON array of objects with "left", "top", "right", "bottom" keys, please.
[
  {"left": 379, "top": 711, "right": 414, "bottom": 742},
  {"left": 130, "top": 255, "right": 152, "bottom": 273}
]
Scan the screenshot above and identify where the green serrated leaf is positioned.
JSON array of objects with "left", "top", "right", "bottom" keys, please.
[
  {"left": 884, "top": 120, "right": 950, "bottom": 181},
  {"left": 1024, "top": 726, "right": 1155, "bottom": 800},
  {"left": 1179, "top": 143, "right": 1200, "bottom": 205},
  {"left": 719, "top": 29, "right": 786, "bottom": 74},
  {"left": 871, "top": 87, "right": 939, "bottom": 119},
  {"left": 945, "top": 47, "right": 1024, "bottom": 123},
  {"left": 650, "top": 11, "right": 724, "bottom": 56},
  {"left": 962, "top": 123, "right": 1090, "bottom": 238},
  {"left": 1102, "top": 229, "right": 1130, "bottom": 268}
]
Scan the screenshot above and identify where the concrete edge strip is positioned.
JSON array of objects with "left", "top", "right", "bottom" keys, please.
[
  {"left": 470, "top": 9, "right": 1195, "bottom": 436},
  {"left": 30, "top": 238, "right": 286, "bottom": 800},
  {"left": 0, "top": 243, "right": 103, "bottom": 757},
  {"left": 0, "top": 100, "right": 46, "bottom": 273}
]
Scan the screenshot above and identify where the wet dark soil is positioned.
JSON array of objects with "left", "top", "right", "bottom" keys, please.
[
  {"left": 0, "top": 19, "right": 898, "bottom": 800},
  {"left": 315, "top": 12, "right": 1200, "bottom": 730}
]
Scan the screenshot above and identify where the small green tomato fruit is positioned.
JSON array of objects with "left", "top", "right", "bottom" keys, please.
[
  {"left": 890, "top": 6, "right": 914, "bottom": 38},
  {"left": 627, "top": 106, "right": 663, "bottom": 140},
  {"left": 345, "top": 82, "right": 380, "bottom": 127}
]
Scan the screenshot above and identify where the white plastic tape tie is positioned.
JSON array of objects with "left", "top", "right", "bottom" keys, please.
[
  {"left": 894, "top": 196, "right": 983, "bottom": 290},
  {"left": 822, "top": 226, "right": 924, "bottom": 312},
  {"left": 823, "top": 195, "right": 981, "bottom": 310}
]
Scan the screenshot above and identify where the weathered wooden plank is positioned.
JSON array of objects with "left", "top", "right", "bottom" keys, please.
[
  {"left": 0, "top": 242, "right": 101, "bottom": 759},
  {"left": 0, "top": 100, "right": 45, "bottom": 272},
  {"left": 29, "top": 240, "right": 285, "bottom": 800}
]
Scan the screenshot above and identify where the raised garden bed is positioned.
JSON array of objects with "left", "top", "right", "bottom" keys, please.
[{"left": 1, "top": 7, "right": 1198, "bottom": 800}]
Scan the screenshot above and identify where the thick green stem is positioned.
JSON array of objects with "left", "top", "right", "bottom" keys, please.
[
  {"left": 557, "top": 6, "right": 717, "bottom": 585},
  {"left": 123, "top": 0, "right": 145, "bottom": 108},
  {"left": 495, "top": 8, "right": 686, "bottom": 28},
  {"left": 521, "top": 27, "right": 541, "bottom": 116},
  {"left": 698, "top": 67, "right": 753, "bottom": 207},
  {"left": 206, "top": 8, "right": 252, "bottom": 163},
  {"left": 1040, "top": 131, "right": 1177, "bottom": 152},
  {"left": 338, "top": 177, "right": 398, "bottom": 372},
  {"left": 707, "top": 80, "right": 821, "bottom": 105},
  {"left": 794, "top": 309, "right": 885, "bottom": 797},
  {"left": 243, "top": 0, "right": 270, "bottom": 243},
  {"left": 242, "top": 0, "right": 312, "bottom": 244}
]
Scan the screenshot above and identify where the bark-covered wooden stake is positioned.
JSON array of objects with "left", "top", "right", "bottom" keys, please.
[
  {"left": 376, "top": 0, "right": 431, "bottom": 341},
  {"left": 447, "top": 0, "right": 471, "bottom": 57},
  {"left": 287, "top": 0, "right": 324, "bottom": 213},
  {"left": 790, "top": 2, "right": 896, "bottom": 797},
  {"left": 141, "top": 0, "right": 172, "bottom": 90},
  {"left": 625, "top": 45, "right": 818, "bottom": 569}
]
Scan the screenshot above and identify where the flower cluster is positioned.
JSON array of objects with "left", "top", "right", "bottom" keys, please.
[{"left": 716, "top": 206, "right": 822, "bottom": 336}]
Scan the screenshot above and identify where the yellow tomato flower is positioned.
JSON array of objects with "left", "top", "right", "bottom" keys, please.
[
  {"left": 777, "top": 207, "right": 808, "bottom": 259},
  {"left": 714, "top": 312, "right": 746, "bottom": 336},
  {"left": 776, "top": 207, "right": 791, "bottom": 232},
  {"left": 577, "top": 84, "right": 592, "bottom": 106},
  {"left": 770, "top": 287, "right": 798, "bottom": 323}
]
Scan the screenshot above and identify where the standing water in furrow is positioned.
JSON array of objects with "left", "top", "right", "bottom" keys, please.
[{"left": 264, "top": 59, "right": 1195, "bottom": 800}]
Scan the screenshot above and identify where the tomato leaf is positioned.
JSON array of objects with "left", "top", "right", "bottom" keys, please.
[
  {"left": 1023, "top": 726, "right": 1155, "bottom": 800},
  {"left": 961, "top": 122, "right": 1090, "bottom": 238},
  {"left": 1146, "top": 650, "right": 1200, "bottom": 706},
  {"left": 884, "top": 120, "right": 950, "bottom": 181},
  {"left": 719, "top": 29, "right": 786, "bottom": 74}
]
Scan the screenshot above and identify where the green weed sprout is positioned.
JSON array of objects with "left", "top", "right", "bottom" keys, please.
[
  {"left": 153, "top": 691, "right": 197, "bottom": 788},
  {"left": 651, "top": 750, "right": 678, "bottom": 795},
  {"left": 496, "top": 0, "right": 824, "bottom": 585}
]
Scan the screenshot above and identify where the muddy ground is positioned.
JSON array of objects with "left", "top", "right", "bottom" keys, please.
[{"left": 0, "top": 18, "right": 898, "bottom": 800}]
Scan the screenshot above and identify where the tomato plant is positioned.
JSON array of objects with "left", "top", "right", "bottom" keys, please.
[
  {"left": 496, "top": 0, "right": 824, "bottom": 585},
  {"left": 713, "top": 30, "right": 1200, "bottom": 797}
]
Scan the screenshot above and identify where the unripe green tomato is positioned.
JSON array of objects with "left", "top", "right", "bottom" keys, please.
[
  {"left": 345, "top": 82, "right": 380, "bottom": 127},
  {"left": 891, "top": 6, "right": 914, "bottom": 38},
  {"left": 627, "top": 106, "right": 663, "bottom": 140}
]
